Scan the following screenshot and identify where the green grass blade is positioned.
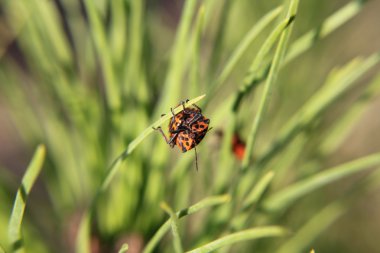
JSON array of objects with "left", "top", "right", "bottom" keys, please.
[
  {"left": 276, "top": 201, "right": 345, "bottom": 253},
  {"left": 189, "top": 5, "right": 206, "bottom": 98},
  {"left": 156, "top": 0, "right": 198, "bottom": 113},
  {"left": 285, "top": 0, "right": 366, "bottom": 64},
  {"left": 118, "top": 244, "right": 129, "bottom": 253},
  {"left": 8, "top": 145, "right": 46, "bottom": 253},
  {"left": 263, "top": 152, "right": 380, "bottom": 212},
  {"left": 109, "top": 0, "right": 128, "bottom": 66},
  {"left": 243, "top": 171, "right": 275, "bottom": 209},
  {"left": 143, "top": 195, "right": 230, "bottom": 253},
  {"left": 276, "top": 166, "right": 380, "bottom": 253},
  {"left": 76, "top": 213, "right": 91, "bottom": 253},
  {"left": 216, "top": 0, "right": 367, "bottom": 111},
  {"left": 242, "top": 0, "right": 299, "bottom": 171},
  {"left": 320, "top": 73, "right": 380, "bottom": 155},
  {"left": 25, "top": 1, "right": 72, "bottom": 66},
  {"left": 160, "top": 202, "right": 184, "bottom": 253},
  {"left": 229, "top": 171, "right": 276, "bottom": 232},
  {"left": 186, "top": 226, "right": 287, "bottom": 253},
  {"left": 208, "top": 0, "right": 232, "bottom": 75},
  {"left": 124, "top": 0, "right": 148, "bottom": 104},
  {"left": 76, "top": 95, "right": 206, "bottom": 253},
  {"left": 210, "top": 5, "right": 283, "bottom": 94},
  {"left": 215, "top": 7, "right": 294, "bottom": 190},
  {"left": 233, "top": 13, "right": 295, "bottom": 113},
  {"left": 256, "top": 53, "right": 380, "bottom": 170},
  {"left": 83, "top": 0, "right": 120, "bottom": 111}
]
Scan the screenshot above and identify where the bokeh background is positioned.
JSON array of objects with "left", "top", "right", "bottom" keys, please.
[{"left": 1, "top": 0, "right": 380, "bottom": 252}]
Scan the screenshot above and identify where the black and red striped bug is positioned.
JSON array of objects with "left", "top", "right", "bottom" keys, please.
[{"left": 153, "top": 100, "right": 210, "bottom": 170}]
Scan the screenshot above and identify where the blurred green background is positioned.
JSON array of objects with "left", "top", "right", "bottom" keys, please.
[{"left": 1, "top": 0, "right": 380, "bottom": 252}]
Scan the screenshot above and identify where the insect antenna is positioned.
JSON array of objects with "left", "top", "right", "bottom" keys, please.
[{"left": 194, "top": 146, "right": 199, "bottom": 171}]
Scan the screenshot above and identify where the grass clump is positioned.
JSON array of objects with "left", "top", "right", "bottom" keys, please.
[{"left": 1, "top": 0, "right": 379, "bottom": 252}]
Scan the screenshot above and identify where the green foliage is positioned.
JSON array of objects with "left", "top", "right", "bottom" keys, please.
[
  {"left": 143, "top": 195, "right": 230, "bottom": 253},
  {"left": 1, "top": 0, "right": 379, "bottom": 252},
  {"left": 8, "top": 145, "right": 46, "bottom": 253},
  {"left": 118, "top": 244, "right": 129, "bottom": 253},
  {"left": 186, "top": 226, "right": 287, "bottom": 253},
  {"left": 160, "top": 202, "right": 184, "bottom": 253}
]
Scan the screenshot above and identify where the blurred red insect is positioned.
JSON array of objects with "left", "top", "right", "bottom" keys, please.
[{"left": 232, "top": 133, "right": 246, "bottom": 161}]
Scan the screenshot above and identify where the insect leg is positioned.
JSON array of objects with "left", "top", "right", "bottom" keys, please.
[
  {"left": 191, "top": 102, "right": 202, "bottom": 113},
  {"left": 194, "top": 145, "right": 198, "bottom": 171},
  {"left": 167, "top": 132, "right": 179, "bottom": 147},
  {"left": 153, "top": 126, "right": 173, "bottom": 146},
  {"left": 180, "top": 99, "right": 189, "bottom": 111},
  {"left": 182, "top": 98, "right": 202, "bottom": 113},
  {"left": 180, "top": 99, "right": 197, "bottom": 114},
  {"left": 172, "top": 100, "right": 187, "bottom": 114},
  {"left": 186, "top": 113, "right": 203, "bottom": 126},
  {"left": 170, "top": 108, "right": 176, "bottom": 117},
  {"left": 168, "top": 127, "right": 188, "bottom": 147}
]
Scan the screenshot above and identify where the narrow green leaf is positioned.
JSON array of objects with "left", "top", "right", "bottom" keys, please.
[
  {"left": 143, "top": 195, "right": 230, "bottom": 253},
  {"left": 26, "top": 1, "right": 72, "bottom": 65},
  {"left": 263, "top": 152, "right": 380, "bottom": 212},
  {"left": 210, "top": 5, "right": 283, "bottom": 94},
  {"left": 208, "top": 0, "right": 232, "bottom": 75},
  {"left": 233, "top": 13, "right": 295, "bottom": 113},
  {"left": 229, "top": 171, "right": 276, "bottom": 232},
  {"left": 285, "top": 0, "right": 366, "bottom": 64},
  {"left": 243, "top": 171, "right": 275, "bottom": 209},
  {"left": 76, "top": 213, "right": 91, "bottom": 253},
  {"left": 83, "top": 0, "right": 120, "bottom": 110},
  {"left": 156, "top": 0, "right": 198, "bottom": 113},
  {"left": 242, "top": 0, "right": 299, "bottom": 171},
  {"left": 118, "top": 244, "right": 129, "bottom": 253},
  {"left": 160, "top": 202, "right": 184, "bottom": 253},
  {"left": 8, "top": 145, "right": 46, "bottom": 253},
  {"left": 186, "top": 226, "right": 287, "bottom": 253},
  {"left": 214, "top": 8, "right": 293, "bottom": 192},
  {"left": 190, "top": 5, "right": 206, "bottom": 98},
  {"left": 109, "top": 0, "right": 128, "bottom": 66},
  {"left": 217, "top": 0, "right": 367, "bottom": 111},
  {"left": 256, "top": 53, "right": 380, "bottom": 170},
  {"left": 276, "top": 201, "right": 345, "bottom": 253},
  {"left": 124, "top": 0, "right": 148, "bottom": 104},
  {"left": 320, "top": 73, "right": 380, "bottom": 155}
]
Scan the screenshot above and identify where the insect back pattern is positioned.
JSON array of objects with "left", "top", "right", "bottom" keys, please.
[{"left": 153, "top": 100, "right": 210, "bottom": 170}]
